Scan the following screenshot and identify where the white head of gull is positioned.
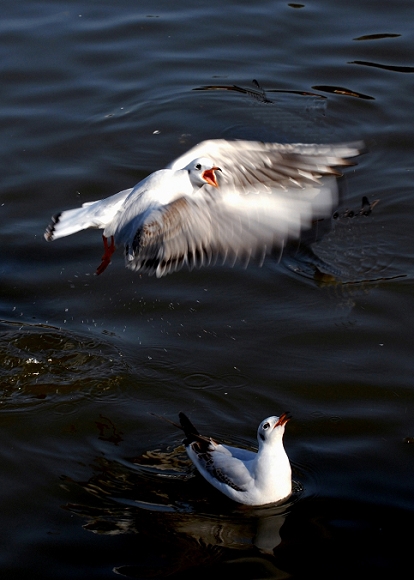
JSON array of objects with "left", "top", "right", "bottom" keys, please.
[
  {"left": 44, "top": 139, "right": 364, "bottom": 276},
  {"left": 184, "top": 157, "right": 222, "bottom": 188},
  {"left": 179, "top": 411, "right": 292, "bottom": 506}
]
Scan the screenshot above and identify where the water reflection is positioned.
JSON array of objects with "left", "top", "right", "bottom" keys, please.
[
  {"left": 351, "top": 60, "right": 414, "bottom": 73},
  {"left": 312, "top": 85, "right": 374, "bottom": 100},
  {"left": 194, "top": 80, "right": 327, "bottom": 103}
]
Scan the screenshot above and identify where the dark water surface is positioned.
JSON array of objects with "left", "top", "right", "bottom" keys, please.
[{"left": 1, "top": 1, "right": 414, "bottom": 578}]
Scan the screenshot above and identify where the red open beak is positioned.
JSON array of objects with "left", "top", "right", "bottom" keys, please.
[
  {"left": 275, "top": 412, "right": 292, "bottom": 427},
  {"left": 202, "top": 167, "right": 221, "bottom": 187}
]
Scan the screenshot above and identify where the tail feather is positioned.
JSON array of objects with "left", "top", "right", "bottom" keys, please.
[
  {"left": 179, "top": 412, "right": 200, "bottom": 439},
  {"left": 178, "top": 412, "right": 215, "bottom": 451},
  {"left": 44, "top": 206, "right": 100, "bottom": 241},
  {"left": 44, "top": 187, "right": 134, "bottom": 242},
  {"left": 152, "top": 411, "right": 211, "bottom": 449}
]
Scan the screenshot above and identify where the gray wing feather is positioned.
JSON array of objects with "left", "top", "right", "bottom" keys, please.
[
  {"left": 189, "top": 441, "right": 254, "bottom": 491},
  {"left": 120, "top": 177, "right": 338, "bottom": 277},
  {"left": 166, "top": 139, "right": 363, "bottom": 191},
  {"left": 116, "top": 139, "right": 363, "bottom": 276}
]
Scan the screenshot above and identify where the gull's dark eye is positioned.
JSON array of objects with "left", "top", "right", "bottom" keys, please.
[
  {"left": 195, "top": 163, "right": 202, "bottom": 170},
  {"left": 263, "top": 422, "right": 270, "bottom": 430}
]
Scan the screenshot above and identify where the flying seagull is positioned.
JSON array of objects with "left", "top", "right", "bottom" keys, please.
[{"left": 44, "top": 139, "right": 363, "bottom": 276}]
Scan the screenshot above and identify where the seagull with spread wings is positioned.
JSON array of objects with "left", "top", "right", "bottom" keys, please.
[{"left": 44, "top": 139, "right": 363, "bottom": 276}]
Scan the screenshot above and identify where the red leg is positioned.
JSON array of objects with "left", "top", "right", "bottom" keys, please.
[{"left": 96, "top": 235, "right": 115, "bottom": 275}]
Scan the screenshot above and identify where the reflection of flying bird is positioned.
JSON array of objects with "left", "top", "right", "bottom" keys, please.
[
  {"left": 44, "top": 139, "right": 363, "bottom": 276},
  {"left": 179, "top": 411, "right": 292, "bottom": 506}
]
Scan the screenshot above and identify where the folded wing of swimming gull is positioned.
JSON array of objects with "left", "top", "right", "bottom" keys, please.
[{"left": 44, "top": 139, "right": 364, "bottom": 276}]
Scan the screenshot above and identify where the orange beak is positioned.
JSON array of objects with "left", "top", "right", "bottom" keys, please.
[
  {"left": 202, "top": 167, "right": 221, "bottom": 187},
  {"left": 275, "top": 412, "right": 292, "bottom": 427}
]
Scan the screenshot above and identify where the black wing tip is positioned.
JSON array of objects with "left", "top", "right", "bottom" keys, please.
[{"left": 44, "top": 212, "right": 62, "bottom": 241}]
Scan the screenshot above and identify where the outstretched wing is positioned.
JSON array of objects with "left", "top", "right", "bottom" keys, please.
[
  {"left": 113, "top": 139, "right": 363, "bottom": 277},
  {"left": 120, "top": 173, "right": 342, "bottom": 277},
  {"left": 167, "top": 139, "right": 364, "bottom": 193}
]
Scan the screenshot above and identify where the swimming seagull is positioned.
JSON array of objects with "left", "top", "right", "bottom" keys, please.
[
  {"left": 44, "top": 139, "right": 364, "bottom": 276},
  {"left": 179, "top": 411, "right": 292, "bottom": 506}
]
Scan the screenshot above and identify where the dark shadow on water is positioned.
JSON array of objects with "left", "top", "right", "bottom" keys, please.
[{"left": 275, "top": 496, "right": 414, "bottom": 580}]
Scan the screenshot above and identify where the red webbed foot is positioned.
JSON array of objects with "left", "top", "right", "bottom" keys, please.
[{"left": 96, "top": 235, "right": 115, "bottom": 275}]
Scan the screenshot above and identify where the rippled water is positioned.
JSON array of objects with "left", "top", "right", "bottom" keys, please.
[{"left": 1, "top": 1, "right": 414, "bottom": 578}]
